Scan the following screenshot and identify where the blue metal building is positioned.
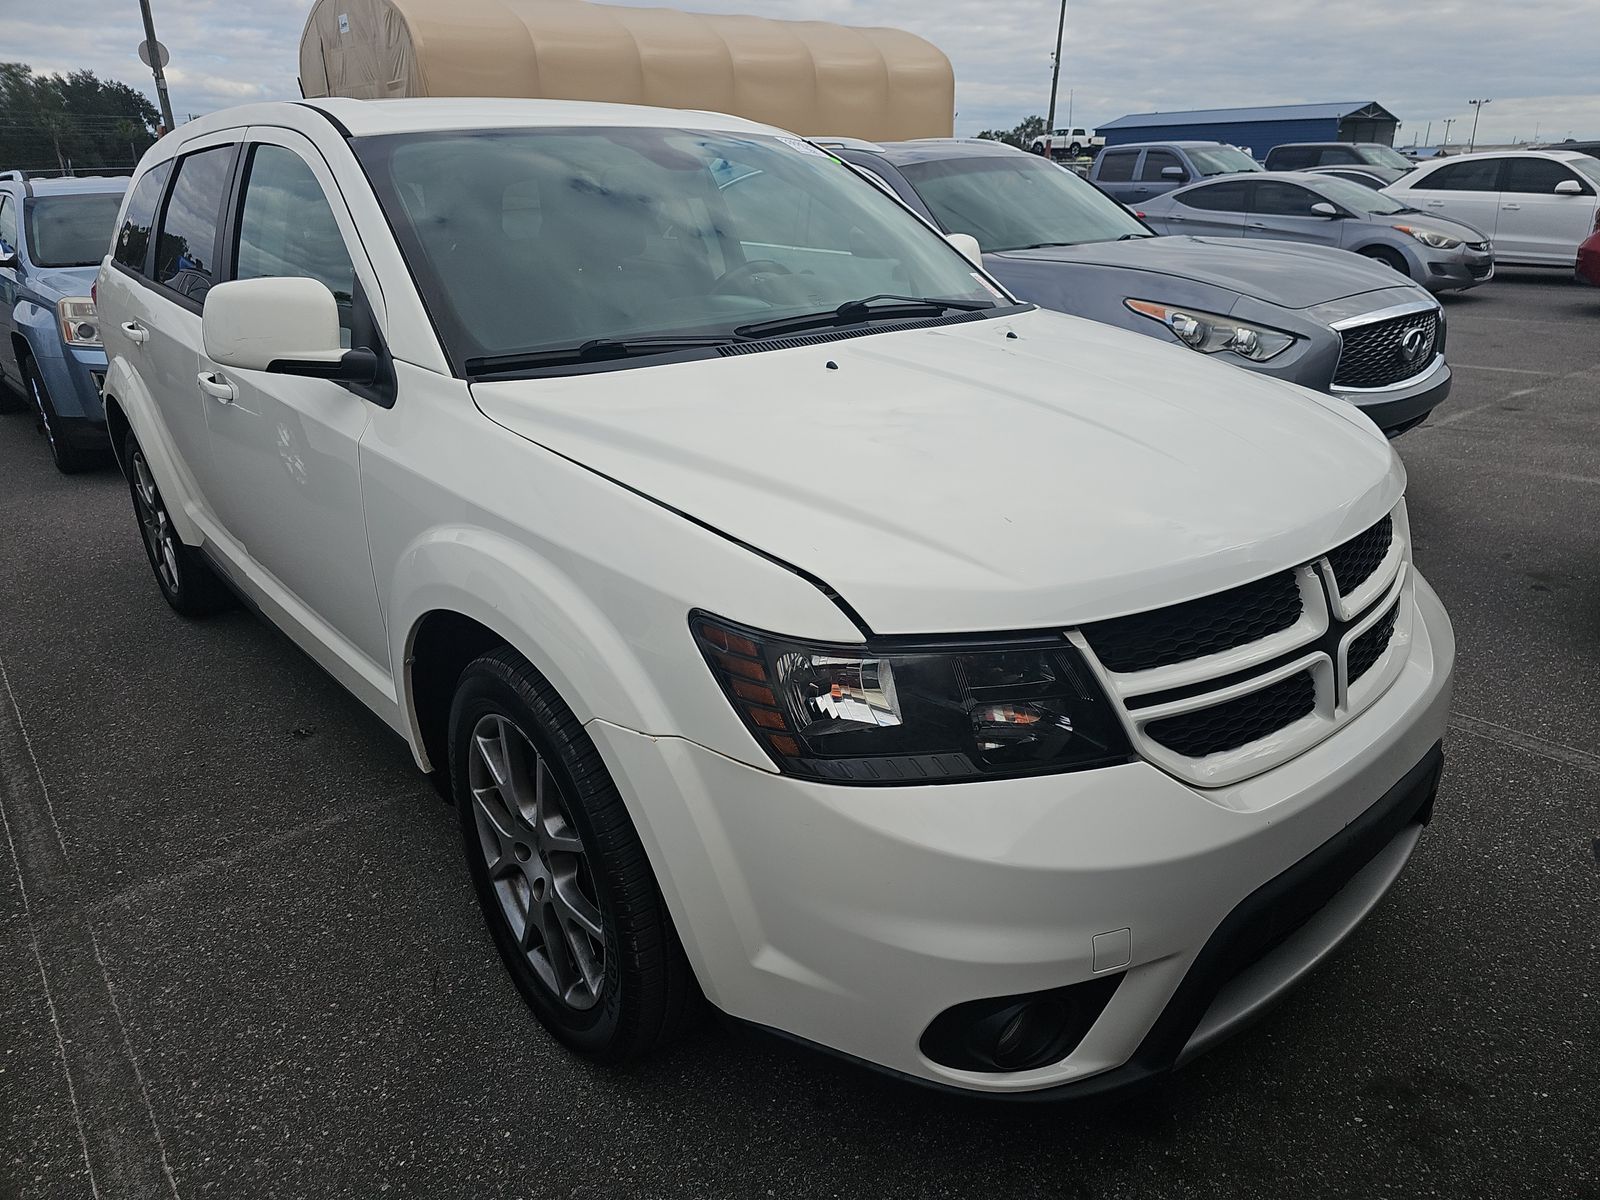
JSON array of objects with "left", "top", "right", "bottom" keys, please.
[{"left": 1098, "top": 101, "right": 1400, "bottom": 155}]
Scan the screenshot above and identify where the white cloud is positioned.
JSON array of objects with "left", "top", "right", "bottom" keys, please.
[{"left": 0, "top": 0, "right": 1594, "bottom": 143}]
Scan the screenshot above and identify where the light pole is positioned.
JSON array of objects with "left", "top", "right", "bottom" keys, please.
[
  {"left": 1442, "top": 117, "right": 1455, "bottom": 146},
  {"left": 1467, "top": 98, "right": 1492, "bottom": 152},
  {"left": 1045, "top": 0, "right": 1067, "bottom": 153},
  {"left": 138, "top": 0, "right": 176, "bottom": 133}
]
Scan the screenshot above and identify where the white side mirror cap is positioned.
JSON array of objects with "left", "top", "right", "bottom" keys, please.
[
  {"left": 946, "top": 232, "right": 983, "bottom": 266},
  {"left": 203, "top": 276, "right": 345, "bottom": 372},
  {"left": 1554, "top": 179, "right": 1583, "bottom": 196},
  {"left": 1311, "top": 201, "right": 1340, "bottom": 217}
]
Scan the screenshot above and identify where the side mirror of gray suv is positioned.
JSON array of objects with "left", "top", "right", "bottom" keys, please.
[
  {"left": 1161, "top": 166, "right": 1188, "bottom": 181},
  {"left": 0, "top": 241, "right": 17, "bottom": 270}
]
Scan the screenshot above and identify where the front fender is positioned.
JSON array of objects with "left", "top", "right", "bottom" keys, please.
[{"left": 100, "top": 353, "right": 205, "bottom": 546}]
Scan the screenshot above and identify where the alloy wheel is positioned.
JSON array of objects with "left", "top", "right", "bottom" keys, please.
[
  {"left": 468, "top": 713, "right": 607, "bottom": 1011},
  {"left": 130, "top": 450, "right": 181, "bottom": 594}
]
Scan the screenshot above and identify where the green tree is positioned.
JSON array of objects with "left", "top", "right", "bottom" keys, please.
[
  {"left": 0, "top": 63, "right": 160, "bottom": 176},
  {"left": 975, "top": 115, "right": 1049, "bottom": 149}
]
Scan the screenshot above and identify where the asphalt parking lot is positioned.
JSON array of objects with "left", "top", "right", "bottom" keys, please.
[{"left": 2, "top": 269, "right": 1597, "bottom": 1200}]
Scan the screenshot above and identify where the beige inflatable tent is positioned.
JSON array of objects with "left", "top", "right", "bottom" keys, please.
[{"left": 298, "top": 0, "right": 954, "bottom": 141}]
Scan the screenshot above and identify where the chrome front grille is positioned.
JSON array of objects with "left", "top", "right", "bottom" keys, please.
[
  {"left": 1333, "top": 310, "right": 1441, "bottom": 390},
  {"left": 1072, "top": 505, "right": 1413, "bottom": 787}
]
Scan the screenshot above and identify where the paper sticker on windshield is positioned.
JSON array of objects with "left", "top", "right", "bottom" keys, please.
[
  {"left": 777, "top": 136, "right": 829, "bottom": 158},
  {"left": 971, "top": 273, "right": 1005, "bottom": 299}
]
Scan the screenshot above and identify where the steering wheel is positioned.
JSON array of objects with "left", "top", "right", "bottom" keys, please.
[{"left": 711, "top": 258, "right": 793, "bottom": 294}]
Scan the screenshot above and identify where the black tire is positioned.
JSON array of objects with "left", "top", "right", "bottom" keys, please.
[
  {"left": 1360, "top": 246, "right": 1411, "bottom": 279},
  {"left": 23, "top": 356, "right": 102, "bottom": 474},
  {"left": 450, "top": 647, "right": 696, "bottom": 1064},
  {"left": 1068, "top": 142, "right": 1082, "bottom": 159},
  {"left": 122, "top": 429, "right": 234, "bottom": 617}
]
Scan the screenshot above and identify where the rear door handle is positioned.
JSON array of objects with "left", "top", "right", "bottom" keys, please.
[
  {"left": 1425, "top": 200, "right": 1445, "bottom": 207},
  {"left": 1246, "top": 222, "right": 1268, "bottom": 229},
  {"left": 120, "top": 321, "right": 149, "bottom": 344},
  {"left": 1501, "top": 203, "right": 1520, "bottom": 210},
  {"left": 197, "top": 371, "right": 235, "bottom": 403}
]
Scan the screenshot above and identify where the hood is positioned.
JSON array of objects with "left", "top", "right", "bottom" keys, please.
[
  {"left": 473, "top": 308, "right": 1403, "bottom": 636},
  {"left": 992, "top": 236, "right": 1404, "bottom": 310},
  {"left": 27, "top": 264, "right": 99, "bottom": 299}
]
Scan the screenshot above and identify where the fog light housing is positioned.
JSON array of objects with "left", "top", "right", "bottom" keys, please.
[{"left": 919, "top": 975, "right": 1123, "bottom": 1073}]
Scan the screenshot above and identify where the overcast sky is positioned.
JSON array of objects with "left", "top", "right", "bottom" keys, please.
[{"left": 6, "top": 0, "right": 1596, "bottom": 146}]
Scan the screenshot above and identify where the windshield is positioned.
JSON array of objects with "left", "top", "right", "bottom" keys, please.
[
  {"left": 1569, "top": 157, "right": 1600, "bottom": 188},
  {"left": 355, "top": 128, "right": 997, "bottom": 371},
  {"left": 895, "top": 154, "right": 1149, "bottom": 253},
  {"left": 1307, "top": 175, "right": 1410, "bottom": 215},
  {"left": 24, "top": 192, "right": 125, "bottom": 267},
  {"left": 1187, "top": 147, "right": 1262, "bottom": 176},
  {"left": 1356, "top": 145, "right": 1414, "bottom": 170}
]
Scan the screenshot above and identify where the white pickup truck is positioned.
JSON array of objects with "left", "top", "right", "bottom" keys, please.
[{"left": 1028, "top": 126, "right": 1105, "bottom": 159}]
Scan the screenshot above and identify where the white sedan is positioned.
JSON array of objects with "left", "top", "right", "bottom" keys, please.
[{"left": 1383, "top": 149, "right": 1600, "bottom": 266}]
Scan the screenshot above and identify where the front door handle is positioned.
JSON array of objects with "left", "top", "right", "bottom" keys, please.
[
  {"left": 1246, "top": 221, "right": 1268, "bottom": 229},
  {"left": 120, "top": 321, "right": 149, "bottom": 344},
  {"left": 197, "top": 371, "right": 235, "bottom": 403},
  {"left": 1425, "top": 200, "right": 1445, "bottom": 207},
  {"left": 1501, "top": 203, "right": 1521, "bottom": 210}
]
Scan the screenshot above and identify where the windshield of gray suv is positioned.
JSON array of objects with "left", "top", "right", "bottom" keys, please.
[
  {"left": 355, "top": 127, "right": 1002, "bottom": 373},
  {"left": 1356, "top": 145, "right": 1414, "bottom": 170},
  {"left": 895, "top": 154, "right": 1150, "bottom": 253},
  {"left": 1187, "top": 147, "right": 1262, "bottom": 176},
  {"left": 24, "top": 192, "right": 125, "bottom": 267},
  {"left": 1307, "top": 175, "right": 1412, "bottom": 215}
]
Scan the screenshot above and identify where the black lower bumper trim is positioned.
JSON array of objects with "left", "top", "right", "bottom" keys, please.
[{"left": 738, "top": 742, "right": 1445, "bottom": 1103}]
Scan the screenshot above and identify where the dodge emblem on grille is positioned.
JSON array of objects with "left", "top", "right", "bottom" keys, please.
[{"left": 1397, "top": 325, "right": 1430, "bottom": 364}]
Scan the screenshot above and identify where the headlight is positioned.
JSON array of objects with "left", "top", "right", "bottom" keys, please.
[
  {"left": 692, "top": 614, "right": 1130, "bottom": 783},
  {"left": 57, "top": 297, "right": 100, "bottom": 348},
  {"left": 1124, "top": 299, "right": 1295, "bottom": 362},
  {"left": 1392, "top": 225, "right": 1461, "bottom": 250}
]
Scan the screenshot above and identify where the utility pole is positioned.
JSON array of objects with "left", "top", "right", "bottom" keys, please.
[
  {"left": 138, "top": 0, "right": 176, "bottom": 133},
  {"left": 1467, "top": 98, "right": 1491, "bottom": 152},
  {"left": 1045, "top": 0, "right": 1067, "bottom": 152}
]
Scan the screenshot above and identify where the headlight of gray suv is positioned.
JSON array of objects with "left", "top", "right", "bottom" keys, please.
[
  {"left": 1392, "top": 225, "right": 1463, "bottom": 250},
  {"left": 1124, "top": 299, "right": 1295, "bottom": 362},
  {"left": 56, "top": 297, "right": 101, "bottom": 348}
]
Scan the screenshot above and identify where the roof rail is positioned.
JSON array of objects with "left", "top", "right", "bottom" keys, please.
[{"left": 810, "top": 136, "right": 885, "bottom": 153}]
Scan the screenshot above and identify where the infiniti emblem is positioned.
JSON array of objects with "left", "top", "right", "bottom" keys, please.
[{"left": 1397, "top": 324, "right": 1430, "bottom": 364}]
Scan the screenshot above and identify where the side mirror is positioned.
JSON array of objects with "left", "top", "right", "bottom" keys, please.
[
  {"left": 0, "top": 242, "right": 17, "bottom": 270},
  {"left": 946, "top": 232, "right": 983, "bottom": 266},
  {"left": 1310, "top": 201, "right": 1341, "bottom": 217},
  {"left": 1161, "top": 166, "right": 1188, "bottom": 181},
  {"left": 1554, "top": 179, "right": 1583, "bottom": 196},
  {"left": 202, "top": 276, "right": 374, "bottom": 382}
]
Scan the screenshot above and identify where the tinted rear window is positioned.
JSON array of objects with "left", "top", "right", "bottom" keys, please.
[
  {"left": 1422, "top": 159, "right": 1502, "bottom": 191},
  {"left": 1096, "top": 151, "right": 1138, "bottom": 182},
  {"left": 114, "top": 161, "right": 172, "bottom": 274},
  {"left": 1176, "top": 180, "right": 1250, "bottom": 211},
  {"left": 155, "top": 145, "right": 235, "bottom": 303}
]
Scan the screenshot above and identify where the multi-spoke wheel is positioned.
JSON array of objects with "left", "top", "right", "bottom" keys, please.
[
  {"left": 121, "top": 429, "right": 233, "bottom": 617},
  {"left": 450, "top": 647, "right": 697, "bottom": 1062},
  {"left": 469, "top": 713, "right": 607, "bottom": 1011}
]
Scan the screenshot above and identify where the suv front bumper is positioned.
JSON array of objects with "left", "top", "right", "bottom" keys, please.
[{"left": 588, "top": 575, "right": 1456, "bottom": 1096}]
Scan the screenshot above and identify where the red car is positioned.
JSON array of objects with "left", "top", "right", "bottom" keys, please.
[{"left": 1579, "top": 222, "right": 1600, "bottom": 286}]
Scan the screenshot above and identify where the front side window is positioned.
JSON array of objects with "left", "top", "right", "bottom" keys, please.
[
  {"left": 1251, "top": 181, "right": 1322, "bottom": 217},
  {"left": 154, "top": 145, "right": 235, "bottom": 303},
  {"left": 114, "top": 160, "right": 172, "bottom": 273},
  {"left": 356, "top": 127, "right": 997, "bottom": 372},
  {"left": 0, "top": 195, "right": 16, "bottom": 251},
  {"left": 1096, "top": 151, "right": 1138, "bottom": 182},
  {"left": 1270, "top": 147, "right": 1313, "bottom": 169},
  {"left": 1187, "top": 146, "right": 1261, "bottom": 176},
  {"left": 1502, "top": 157, "right": 1589, "bottom": 195},
  {"left": 1176, "top": 180, "right": 1250, "bottom": 212},
  {"left": 234, "top": 144, "right": 356, "bottom": 342},
  {"left": 1422, "top": 159, "right": 1503, "bottom": 192},
  {"left": 899, "top": 153, "right": 1150, "bottom": 252},
  {"left": 1318, "top": 147, "right": 1361, "bottom": 165},
  {"left": 24, "top": 192, "right": 126, "bottom": 267},
  {"left": 1139, "top": 151, "right": 1183, "bottom": 182}
]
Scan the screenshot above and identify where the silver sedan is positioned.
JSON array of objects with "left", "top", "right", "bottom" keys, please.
[{"left": 1138, "top": 171, "right": 1495, "bottom": 291}]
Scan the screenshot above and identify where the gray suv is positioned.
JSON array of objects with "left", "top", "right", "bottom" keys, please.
[
  {"left": 1088, "top": 142, "right": 1261, "bottom": 204},
  {"left": 833, "top": 138, "right": 1450, "bottom": 436},
  {"left": 1265, "top": 143, "right": 1415, "bottom": 185}
]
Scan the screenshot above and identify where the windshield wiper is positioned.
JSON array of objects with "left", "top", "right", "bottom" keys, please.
[
  {"left": 734, "top": 294, "right": 994, "bottom": 340},
  {"left": 1116, "top": 232, "right": 1156, "bottom": 240},
  {"left": 1004, "top": 241, "right": 1081, "bottom": 252},
  {"left": 465, "top": 335, "right": 734, "bottom": 375}
]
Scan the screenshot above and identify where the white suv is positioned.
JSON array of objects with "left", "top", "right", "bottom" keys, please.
[{"left": 97, "top": 99, "right": 1454, "bottom": 1098}]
